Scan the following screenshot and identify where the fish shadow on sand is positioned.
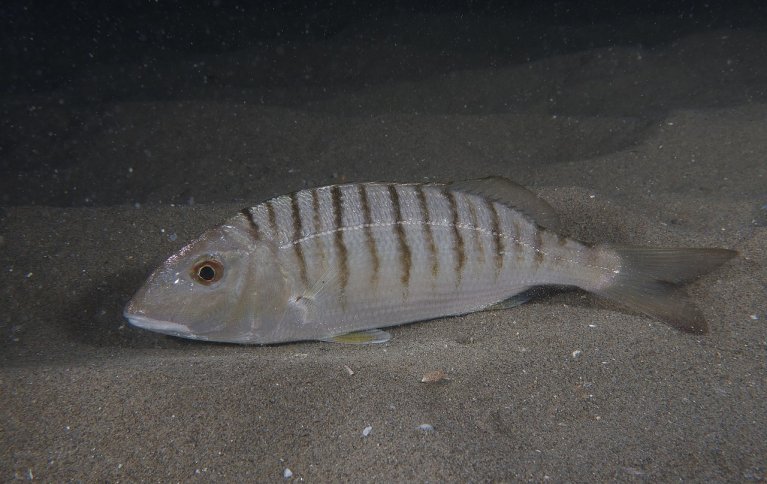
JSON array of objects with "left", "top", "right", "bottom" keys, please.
[{"left": 63, "top": 267, "right": 200, "bottom": 350}]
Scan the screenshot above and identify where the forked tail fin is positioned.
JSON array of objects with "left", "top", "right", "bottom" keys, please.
[{"left": 592, "top": 247, "right": 737, "bottom": 333}]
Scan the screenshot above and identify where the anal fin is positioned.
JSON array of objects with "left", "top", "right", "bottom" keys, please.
[
  {"left": 320, "top": 329, "right": 391, "bottom": 345},
  {"left": 484, "top": 294, "right": 533, "bottom": 312},
  {"left": 482, "top": 287, "right": 549, "bottom": 312}
]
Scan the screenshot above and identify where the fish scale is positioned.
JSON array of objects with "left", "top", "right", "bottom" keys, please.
[
  {"left": 252, "top": 182, "right": 573, "bottom": 336},
  {"left": 125, "top": 177, "right": 737, "bottom": 344}
]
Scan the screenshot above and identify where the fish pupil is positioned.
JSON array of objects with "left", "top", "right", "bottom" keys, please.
[
  {"left": 198, "top": 265, "right": 216, "bottom": 281},
  {"left": 191, "top": 258, "right": 223, "bottom": 285}
]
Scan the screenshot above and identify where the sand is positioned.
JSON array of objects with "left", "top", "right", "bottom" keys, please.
[{"left": 2, "top": 3, "right": 766, "bottom": 481}]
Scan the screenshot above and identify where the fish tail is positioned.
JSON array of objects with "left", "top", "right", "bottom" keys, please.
[{"left": 591, "top": 246, "right": 737, "bottom": 333}]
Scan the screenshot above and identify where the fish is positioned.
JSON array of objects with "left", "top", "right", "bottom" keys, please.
[{"left": 124, "top": 177, "right": 737, "bottom": 344}]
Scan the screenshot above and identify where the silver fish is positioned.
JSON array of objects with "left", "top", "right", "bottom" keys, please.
[{"left": 124, "top": 177, "right": 736, "bottom": 344}]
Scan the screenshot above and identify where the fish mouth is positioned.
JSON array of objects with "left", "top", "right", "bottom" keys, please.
[
  {"left": 123, "top": 303, "right": 259, "bottom": 344},
  {"left": 124, "top": 311, "right": 200, "bottom": 339}
]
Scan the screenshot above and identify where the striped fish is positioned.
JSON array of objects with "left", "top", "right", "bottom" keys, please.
[{"left": 124, "top": 177, "right": 736, "bottom": 344}]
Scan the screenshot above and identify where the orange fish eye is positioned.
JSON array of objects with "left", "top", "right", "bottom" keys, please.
[{"left": 191, "top": 259, "right": 224, "bottom": 285}]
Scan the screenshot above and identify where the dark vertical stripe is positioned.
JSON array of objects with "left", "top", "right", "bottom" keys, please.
[
  {"left": 416, "top": 185, "right": 438, "bottom": 279},
  {"left": 311, "top": 188, "right": 321, "bottom": 231},
  {"left": 388, "top": 184, "right": 412, "bottom": 289},
  {"left": 358, "top": 184, "right": 380, "bottom": 287},
  {"left": 289, "top": 192, "right": 308, "bottom": 287},
  {"left": 533, "top": 225, "right": 545, "bottom": 266},
  {"left": 466, "top": 195, "right": 484, "bottom": 261},
  {"left": 512, "top": 219, "right": 524, "bottom": 264},
  {"left": 446, "top": 190, "right": 465, "bottom": 284},
  {"left": 239, "top": 208, "right": 261, "bottom": 241},
  {"left": 331, "top": 186, "right": 349, "bottom": 297},
  {"left": 488, "top": 200, "right": 504, "bottom": 278},
  {"left": 266, "top": 199, "right": 277, "bottom": 236},
  {"left": 311, "top": 188, "right": 326, "bottom": 269}
]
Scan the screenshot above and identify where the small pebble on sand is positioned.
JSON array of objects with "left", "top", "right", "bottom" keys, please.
[{"left": 421, "top": 370, "right": 447, "bottom": 383}]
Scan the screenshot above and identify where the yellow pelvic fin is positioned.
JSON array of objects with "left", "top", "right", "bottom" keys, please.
[{"left": 321, "top": 329, "right": 392, "bottom": 345}]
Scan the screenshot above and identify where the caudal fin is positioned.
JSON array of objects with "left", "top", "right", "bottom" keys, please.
[{"left": 593, "top": 247, "right": 737, "bottom": 333}]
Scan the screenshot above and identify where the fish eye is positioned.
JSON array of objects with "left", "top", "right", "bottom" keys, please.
[{"left": 191, "top": 259, "right": 224, "bottom": 285}]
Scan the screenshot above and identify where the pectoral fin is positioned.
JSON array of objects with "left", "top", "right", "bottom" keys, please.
[
  {"left": 320, "top": 329, "right": 392, "bottom": 345},
  {"left": 301, "top": 265, "right": 340, "bottom": 302}
]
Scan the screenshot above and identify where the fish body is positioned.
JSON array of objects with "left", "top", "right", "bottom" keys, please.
[{"left": 124, "top": 177, "right": 736, "bottom": 344}]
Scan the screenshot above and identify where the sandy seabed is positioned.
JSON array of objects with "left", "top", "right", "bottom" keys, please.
[{"left": 1, "top": 5, "right": 766, "bottom": 481}]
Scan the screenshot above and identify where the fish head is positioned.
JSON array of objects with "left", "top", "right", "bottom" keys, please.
[{"left": 124, "top": 218, "right": 289, "bottom": 343}]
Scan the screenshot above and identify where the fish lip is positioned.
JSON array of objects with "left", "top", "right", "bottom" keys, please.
[
  {"left": 124, "top": 311, "right": 196, "bottom": 337},
  {"left": 125, "top": 310, "right": 262, "bottom": 344}
]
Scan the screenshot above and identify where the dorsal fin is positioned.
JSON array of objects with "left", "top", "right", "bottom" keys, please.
[{"left": 448, "top": 177, "right": 560, "bottom": 231}]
